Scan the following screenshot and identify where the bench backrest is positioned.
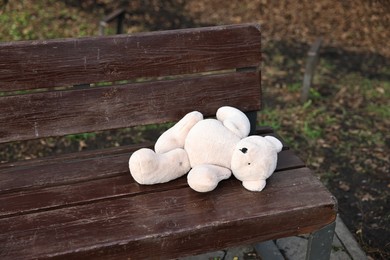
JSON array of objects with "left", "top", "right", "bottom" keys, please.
[{"left": 0, "top": 24, "right": 261, "bottom": 144}]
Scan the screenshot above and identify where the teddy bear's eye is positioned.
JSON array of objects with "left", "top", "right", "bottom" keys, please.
[
  {"left": 240, "top": 147, "right": 248, "bottom": 154},
  {"left": 248, "top": 162, "right": 251, "bottom": 165}
]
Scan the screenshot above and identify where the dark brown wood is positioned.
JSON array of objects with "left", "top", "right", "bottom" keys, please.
[
  {"left": 0, "top": 127, "right": 293, "bottom": 195},
  {"left": 0, "top": 167, "right": 336, "bottom": 260},
  {"left": 0, "top": 71, "right": 261, "bottom": 143},
  {"left": 0, "top": 23, "right": 261, "bottom": 92},
  {"left": 0, "top": 148, "right": 304, "bottom": 219},
  {"left": 0, "top": 142, "right": 153, "bottom": 170},
  {"left": 0, "top": 149, "right": 129, "bottom": 194}
]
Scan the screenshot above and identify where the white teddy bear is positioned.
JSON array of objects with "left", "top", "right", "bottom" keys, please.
[{"left": 129, "top": 106, "right": 283, "bottom": 192}]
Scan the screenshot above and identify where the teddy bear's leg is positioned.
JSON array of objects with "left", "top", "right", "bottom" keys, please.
[
  {"left": 129, "top": 148, "right": 191, "bottom": 185},
  {"left": 187, "top": 164, "right": 231, "bottom": 192},
  {"left": 242, "top": 179, "right": 267, "bottom": 192},
  {"left": 216, "top": 106, "right": 250, "bottom": 138},
  {"left": 155, "top": 111, "right": 203, "bottom": 153}
]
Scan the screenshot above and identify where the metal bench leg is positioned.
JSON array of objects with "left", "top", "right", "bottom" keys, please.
[{"left": 306, "top": 221, "right": 336, "bottom": 260}]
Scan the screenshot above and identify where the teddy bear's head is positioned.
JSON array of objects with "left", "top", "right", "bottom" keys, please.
[{"left": 231, "top": 136, "right": 283, "bottom": 183}]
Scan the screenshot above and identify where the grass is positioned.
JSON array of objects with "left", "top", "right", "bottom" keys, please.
[
  {"left": 0, "top": 1, "right": 100, "bottom": 42},
  {"left": 65, "top": 133, "right": 97, "bottom": 142}
]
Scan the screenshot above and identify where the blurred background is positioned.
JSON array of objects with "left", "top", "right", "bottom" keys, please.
[{"left": 0, "top": 1, "right": 389, "bottom": 259}]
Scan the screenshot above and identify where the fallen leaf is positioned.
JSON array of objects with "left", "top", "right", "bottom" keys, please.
[
  {"left": 339, "top": 181, "right": 350, "bottom": 191},
  {"left": 78, "top": 140, "right": 88, "bottom": 151},
  {"left": 361, "top": 193, "right": 375, "bottom": 201}
]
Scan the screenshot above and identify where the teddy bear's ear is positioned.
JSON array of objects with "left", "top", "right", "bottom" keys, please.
[{"left": 264, "top": 136, "right": 283, "bottom": 153}]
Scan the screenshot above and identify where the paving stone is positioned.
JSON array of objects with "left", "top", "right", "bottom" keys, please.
[
  {"left": 254, "top": 241, "right": 284, "bottom": 260},
  {"left": 331, "top": 248, "right": 352, "bottom": 260},
  {"left": 335, "top": 216, "right": 368, "bottom": 260},
  {"left": 333, "top": 234, "right": 344, "bottom": 248},
  {"left": 276, "top": 236, "right": 308, "bottom": 260},
  {"left": 330, "top": 233, "right": 350, "bottom": 259},
  {"left": 276, "top": 235, "right": 351, "bottom": 260}
]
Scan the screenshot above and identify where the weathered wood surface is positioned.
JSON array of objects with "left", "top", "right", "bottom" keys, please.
[
  {"left": 0, "top": 149, "right": 304, "bottom": 219},
  {"left": 0, "top": 128, "right": 303, "bottom": 216},
  {"left": 0, "top": 128, "right": 285, "bottom": 192},
  {"left": 0, "top": 71, "right": 261, "bottom": 143},
  {"left": 0, "top": 155, "right": 335, "bottom": 260},
  {"left": 0, "top": 23, "right": 261, "bottom": 91}
]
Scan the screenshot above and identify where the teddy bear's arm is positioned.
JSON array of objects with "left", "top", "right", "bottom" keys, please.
[
  {"left": 216, "top": 106, "right": 250, "bottom": 138},
  {"left": 129, "top": 148, "right": 191, "bottom": 185},
  {"left": 155, "top": 111, "right": 203, "bottom": 153}
]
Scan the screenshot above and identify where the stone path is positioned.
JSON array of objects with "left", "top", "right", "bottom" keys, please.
[{"left": 178, "top": 215, "right": 367, "bottom": 260}]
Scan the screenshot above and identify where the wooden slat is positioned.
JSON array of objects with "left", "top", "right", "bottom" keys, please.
[
  {"left": 0, "top": 167, "right": 336, "bottom": 260},
  {"left": 0, "top": 142, "right": 154, "bottom": 170},
  {"left": 0, "top": 71, "right": 261, "bottom": 143},
  {"left": 277, "top": 149, "right": 305, "bottom": 169},
  {"left": 0, "top": 149, "right": 304, "bottom": 218},
  {"left": 0, "top": 23, "right": 261, "bottom": 91},
  {"left": 0, "top": 150, "right": 130, "bottom": 194},
  {"left": 0, "top": 128, "right": 297, "bottom": 194}
]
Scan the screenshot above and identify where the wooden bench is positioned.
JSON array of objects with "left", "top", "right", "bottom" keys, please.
[{"left": 0, "top": 24, "right": 337, "bottom": 259}]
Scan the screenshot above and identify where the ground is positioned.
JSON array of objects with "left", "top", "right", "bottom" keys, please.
[{"left": 0, "top": 1, "right": 389, "bottom": 259}]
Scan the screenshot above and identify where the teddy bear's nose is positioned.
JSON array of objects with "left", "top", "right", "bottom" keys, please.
[{"left": 240, "top": 148, "right": 248, "bottom": 154}]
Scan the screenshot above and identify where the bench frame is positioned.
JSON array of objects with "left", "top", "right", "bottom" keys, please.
[{"left": 0, "top": 23, "right": 337, "bottom": 259}]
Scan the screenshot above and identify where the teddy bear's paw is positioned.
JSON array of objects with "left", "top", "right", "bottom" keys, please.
[
  {"left": 242, "top": 180, "right": 266, "bottom": 192},
  {"left": 129, "top": 148, "right": 160, "bottom": 184},
  {"left": 187, "top": 165, "right": 231, "bottom": 192}
]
